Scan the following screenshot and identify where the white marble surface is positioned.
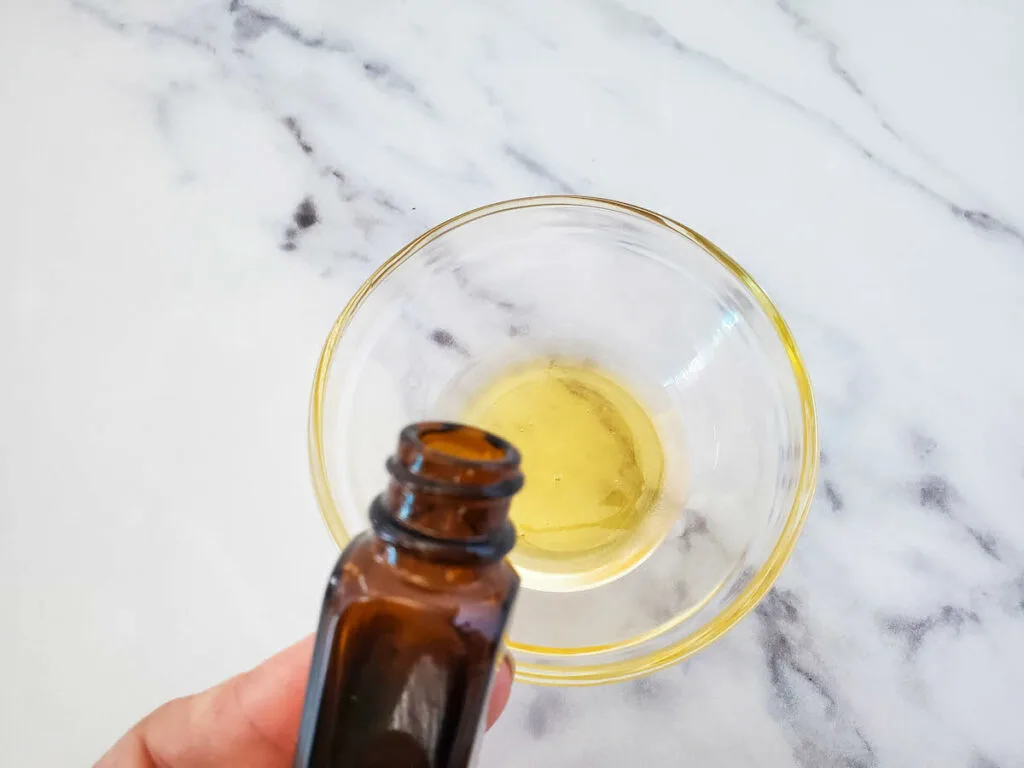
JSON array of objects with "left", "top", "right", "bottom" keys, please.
[{"left": 2, "top": 0, "right": 1023, "bottom": 764}]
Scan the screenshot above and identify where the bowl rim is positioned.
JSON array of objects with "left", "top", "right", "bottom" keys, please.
[{"left": 309, "top": 195, "right": 818, "bottom": 686}]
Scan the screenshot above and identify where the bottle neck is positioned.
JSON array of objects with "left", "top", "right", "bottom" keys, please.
[{"left": 370, "top": 422, "right": 523, "bottom": 562}]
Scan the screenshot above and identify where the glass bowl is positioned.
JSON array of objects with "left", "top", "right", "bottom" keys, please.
[{"left": 309, "top": 196, "right": 817, "bottom": 685}]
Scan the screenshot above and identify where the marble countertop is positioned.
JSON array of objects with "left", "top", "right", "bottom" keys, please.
[{"left": 2, "top": 0, "right": 1023, "bottom": 765}]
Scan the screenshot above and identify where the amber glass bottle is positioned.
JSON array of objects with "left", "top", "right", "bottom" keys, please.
[{"left": 294, "top": 422, "right": 523, "bottom": 768}]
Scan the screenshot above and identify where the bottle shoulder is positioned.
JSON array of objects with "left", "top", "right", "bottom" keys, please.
[
  {"left": 323, "top": 533, "right": 518, "bottom": 636},
  {"left": 331, "top": 534, "right": 517, "bottom": 596}
]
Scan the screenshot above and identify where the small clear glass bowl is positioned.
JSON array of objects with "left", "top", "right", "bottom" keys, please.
[{"left": 310, "top": 196, "right": 817, "bottom": 685}]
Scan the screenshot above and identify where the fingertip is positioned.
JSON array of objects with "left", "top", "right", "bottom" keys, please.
[{"left": 485, "top": 654, "right": 515, "bottom": 729}]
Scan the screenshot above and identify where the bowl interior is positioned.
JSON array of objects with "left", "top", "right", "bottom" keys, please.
[{"left": 311, "top": 197, "right": 816, "bottom": 684}]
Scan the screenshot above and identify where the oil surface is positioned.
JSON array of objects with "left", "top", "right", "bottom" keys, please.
[{"left": 462, "top": 360, "right": 667, "bottom": 589}]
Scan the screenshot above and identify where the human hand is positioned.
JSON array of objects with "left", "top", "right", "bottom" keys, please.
[{"left": 95, "top": 635, "right": 514, "bottom": 767}]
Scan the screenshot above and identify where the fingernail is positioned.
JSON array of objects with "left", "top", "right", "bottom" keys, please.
[{"left": 503, "top": 651, "right": 516, "bottom": 678}]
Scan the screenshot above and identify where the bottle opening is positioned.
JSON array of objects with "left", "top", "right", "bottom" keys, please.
[
  {"left": 411, "top": 422, "right": 519, "bottom": 466},
  {"left": 393, "top": 422, "right": 523, "bottom": 496}
]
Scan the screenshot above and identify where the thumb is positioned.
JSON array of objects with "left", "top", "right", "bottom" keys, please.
[
  {"left": 96, "top": 637, "right": 515, "bottom": 767},
  {"left": 96, "top": 635, "right": 313, "bottom": 768}
]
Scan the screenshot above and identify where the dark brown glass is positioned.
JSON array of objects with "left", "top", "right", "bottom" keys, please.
[{"left": 294, "top": 422, "right": 523, "bottom": 768}]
